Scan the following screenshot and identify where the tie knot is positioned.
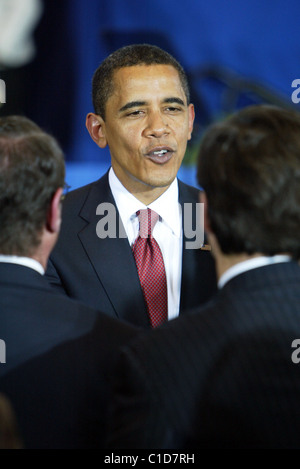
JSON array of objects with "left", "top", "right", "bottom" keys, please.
[{"left": 137, "top": 208, "right": 159, "bottom": 238}]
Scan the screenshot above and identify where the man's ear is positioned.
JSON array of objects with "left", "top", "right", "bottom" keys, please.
[
  {"left": 199, "top": 191, "right": 212, "bottom": 234},
  {"left": 86, "top": 113, "right": 108, "bottom": 148},
  {"left": 187, "top": 104, "right": 195, "bottom": 141},
  {"left": 46, "top": 188, "right": 63, "bottom": 234}
]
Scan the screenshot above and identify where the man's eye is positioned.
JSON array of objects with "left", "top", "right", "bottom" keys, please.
[
  {"left": 127, "top": 110, "right": 144, "bottom": 117},
  {"left": 165, "top": 107, "right": 181, "bottom": 113}
]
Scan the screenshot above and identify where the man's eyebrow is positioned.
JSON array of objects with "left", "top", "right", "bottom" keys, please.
[
  {"left": 163, "top": 97, "right": 185, "bottom": 106},
  {"left": 119, "top": 97, "right": 186, "bottom": 113},
  {"left": 119, "top": 101, "right": 147, "bottom": 113}
]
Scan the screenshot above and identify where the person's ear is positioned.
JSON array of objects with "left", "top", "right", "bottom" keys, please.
[
  {"left": 86, "top": 113, "right": 108, "bottom": 148},
  {"left": 46, "top": 188, "right": 63, "bottom": 234},
  {"left": 187, "top": 104, "right": 195, "bottom": 141},
  {"left": 199, "top": 191, "right": 212, "bottom": 234}
]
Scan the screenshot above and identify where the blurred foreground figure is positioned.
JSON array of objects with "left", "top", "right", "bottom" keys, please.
[
  {"left": 0, "top": 116, "right": 138, "bottom": 448},
  {"left": 0, "top": 393, "right": 22, "bottom": 449},
  {"left": 106, "top": 105, "right": 300, "bottom": 449}
]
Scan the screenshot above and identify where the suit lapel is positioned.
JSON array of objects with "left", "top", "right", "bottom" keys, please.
[
  {"left": 179, "top": 180, "right": 217, "bottom": 312},
  {"left": 77, "top": 173, "right": 149, "bottom": 327},
  {"left": 179, "top": 180, "right": 198, "bottom": 311}
]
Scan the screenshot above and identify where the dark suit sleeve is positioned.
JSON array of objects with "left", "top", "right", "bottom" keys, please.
[{"left": 105, "top": 345, "right": 171, "bottom": 449}]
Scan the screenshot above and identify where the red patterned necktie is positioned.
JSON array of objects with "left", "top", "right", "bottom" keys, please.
[{"left": 132, "top": 208, "right": 168, "bottom": 328}]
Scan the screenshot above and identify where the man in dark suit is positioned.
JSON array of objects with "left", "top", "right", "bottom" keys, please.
[
  {"left": 106, "top": 105, "right": 300, "bottom": 449},
  {"left": 0, "top": 116, "right": 138, "bottom": 449},
  {"left": 45, "top": 44, "right": 217, "bottom": 328}
]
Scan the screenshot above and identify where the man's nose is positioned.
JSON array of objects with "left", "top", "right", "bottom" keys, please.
[{"left": 143, "top": 111, "right": 170, "bottom": 138}]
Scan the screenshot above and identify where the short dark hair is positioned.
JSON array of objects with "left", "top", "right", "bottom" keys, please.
[
  {"left": 92, "top": 43, "right": 190, "bottom": 119},
  {"left": 0, "top": 115, "right": 65, "bottom": 256},
  {"left": 197, "top": 104, "right": 300, "bottom": 259},
  {"left": 0, "top": 115, "right": 41, "bottom": 135}
]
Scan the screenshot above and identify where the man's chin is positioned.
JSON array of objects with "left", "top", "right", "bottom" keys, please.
[
  {"left": 145, "top": 165, "right": 179, "bottom": 188},
  {"left": 145, "top": 175, "right": 177, "bottom": 190}
]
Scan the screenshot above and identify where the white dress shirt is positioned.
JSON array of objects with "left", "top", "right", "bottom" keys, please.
[
  {"left": 218, "top": 255, "right": 292, "bottom": 289},
  {"left": 109, "top": 167, "right": 183, "bottom": 320},
  {"left": 0, "top": 254, "right": 44, "bottom": 275}
]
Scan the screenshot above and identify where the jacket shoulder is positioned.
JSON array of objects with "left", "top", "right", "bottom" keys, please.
[
  {"left": 62, "top": 172, "right": 109, "bottom": 218},
  {"left": 178, "top": 179, "right": 201, "bottom": 203}
]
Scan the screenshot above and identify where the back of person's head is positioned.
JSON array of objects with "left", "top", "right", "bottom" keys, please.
[
  {"left": 0, "top": 115, "right": 65, "bottom": 256},
  {"left": 0, "top": 393, "right": 23, "bottom": 449},
  {"left": 197, "top": 104, "right": 300, "bottom": 259},
  {"left": 0, "top": 115, "right": 41, "bottom": 135},
  {"left": 92, "top": 43, "right": 190, "bottom": 119}
]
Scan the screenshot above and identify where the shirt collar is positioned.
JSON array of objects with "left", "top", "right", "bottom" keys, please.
[
  {"left": 108, "top": 167, "right": 181, "bottom": 237},
  {"left": 0, "top": 255, "right": 45, "bottom": 275},
  {"left": 218, "top": 255, "right": 292, "bottom": 289},
  {"left": 149, "top": 179, "right": 181, "bottom": 237}
]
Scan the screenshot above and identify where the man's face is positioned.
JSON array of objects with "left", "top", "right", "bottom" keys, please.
[{"left": 97, "top": 64, "right": 194, "bottom": 202}]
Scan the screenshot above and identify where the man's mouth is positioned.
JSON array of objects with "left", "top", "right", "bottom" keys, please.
[{"left": 145, "top": 147, "right": 174, "bottom": 164}]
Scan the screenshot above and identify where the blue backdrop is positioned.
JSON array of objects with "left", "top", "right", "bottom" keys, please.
[{"left": 3, "top": 0, "right": 300, "bottom": 189}]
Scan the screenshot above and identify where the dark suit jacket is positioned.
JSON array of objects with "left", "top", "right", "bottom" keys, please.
[
  {"left": 106, "top": 261, "right": 300, "bottom": 449},
  {"left": 0, "top": 263, "right": 138, "bottom": 449},
  {"left": 45, "top": 171, "right": 217, "bottom": 327}
]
